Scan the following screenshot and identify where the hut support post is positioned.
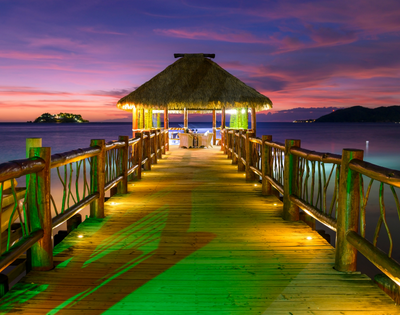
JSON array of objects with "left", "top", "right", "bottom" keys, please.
[
  {"left": 251, "top": 108, "right": 256, "bottom": 136},
  {"left": 90, "top": 139, "right": 105, "bottom": 219},
  {"left": 164, "top": 108, "right": 169, "bottom": 151},
  {"left": 28, "top": 147, "right": 53, "bottom": 271},
  {"left": 335, "top": 149, "right": 364, "bottom": 272},
  {"left": 221, "top": 107, "right": 226, "bottom": 151},
  {"left": 144, "top": 131, "right": 151, "bottom": 171},
  {"left": 184, "top": 108, "right": 188, "bottom": 130},
  {"left": 117, "top": 136, "right": 129, "bottom": 194},
  {"left": 283, "top": 139, "right": 300, "bottom": 221},
  {"left": 132, "top": 107, "right": 138, "bottom": 132},
  {"left": 245, "top": 133, "right": 255, "bottom": 181},
  {"left": 262, "top": 135, "right": 273, "bottom": 195},
  {"left": 212, "top": 110, "right": 216, "bottom": 146}
]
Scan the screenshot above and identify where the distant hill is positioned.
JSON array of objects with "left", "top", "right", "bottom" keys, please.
[
  {"left": 315, "top": 106, "right": 400, "bottom": 122},
  {"left": 32, "top": 113, "right": 89, "bottom": 123}
]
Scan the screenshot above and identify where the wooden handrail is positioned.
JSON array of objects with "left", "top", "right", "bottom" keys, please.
[
  {"left": 0, "top": 158, "right": 45, "bottom": 182},
  {"left": 291, "top": 147, "right": 342, "bottom": 164},
  {"left": 51, "top": 147, "right": 100, "bottom": 168},
  {"left": 349, "top": 159, "right": 400, "bottom": 188}
]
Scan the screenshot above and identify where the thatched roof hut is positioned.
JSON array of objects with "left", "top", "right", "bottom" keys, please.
[{"left": 117, "top": 53, "right": 272, "bottom": 111}]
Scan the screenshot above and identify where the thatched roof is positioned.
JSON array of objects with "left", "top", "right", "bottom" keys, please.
[{"left": 117, "top": 54, "right": 272, "bottom": 112}]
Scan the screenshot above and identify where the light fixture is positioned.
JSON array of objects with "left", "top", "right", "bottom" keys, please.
[
  {"left": 78, "top": 235, "right": 84, "bottom": 239},
  {"left": 306, "top": 236, "right": 312, "bottom": 240}
]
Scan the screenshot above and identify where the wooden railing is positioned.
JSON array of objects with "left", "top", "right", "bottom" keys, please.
[
  {"left": 222, "top": 129, "right": 400, "bottom": 290},
  {"left": 0, "top": 129, "right": 168, "bottom": 289}
]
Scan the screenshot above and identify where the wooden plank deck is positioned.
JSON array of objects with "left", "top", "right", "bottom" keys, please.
[{"left": 0, "top": 145, "right": 398, "bottom": 314}]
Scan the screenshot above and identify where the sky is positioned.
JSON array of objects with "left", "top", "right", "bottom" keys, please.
[{"left": 1, "top": 0, "right": 400, "bottom": 122}]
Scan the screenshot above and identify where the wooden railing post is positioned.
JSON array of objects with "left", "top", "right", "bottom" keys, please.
[
  {"left": 226, "top": 131, "right": 231, "bottom": 159},
  {"left": 144, "top": 131, "right": 151, "bottom": 171},
  {"left": 135, "top": 132, "right": 143, "bottom": 180},
  {"left": 262, "top": 135, "right": 273, "bottom": 195},
  {"left": 153, "top": 131, "right": 158, "bottom": 164},
  {"left": 28, "top": 147, "right": 53, "bottom": 271},
  {"left": 162, "top": 130, "right": 166, "bottom": 155},
  {"left": 238, "top": 131, "right": 244, "bottom": 172},
  {"left": 157, "top": 129, "right": 163, "bottom": 158},
  {"left": 283, "top": 139, "right": 301, "bottom": 221},
  {"left": 221, "top": 129, "right": 225, "bottom": 152},
  {"left": 335, "top": 149, "right": 364, "bottom": 272},
  {"left": 90, "top": 139, "right": 105, "bottom": 219},
  {"left": 232, "top": 131, "right": 238, "bottom": 165},
  {"left": 117, "top": 136, "right": 129, "bottom": 194},
  {"left": 245, "top": 132, "right": 255, "bottom": 181}
]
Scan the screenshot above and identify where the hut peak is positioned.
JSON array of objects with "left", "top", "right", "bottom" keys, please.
[{"left": 174, "top": 53, "right": 215, "bottom": 59}]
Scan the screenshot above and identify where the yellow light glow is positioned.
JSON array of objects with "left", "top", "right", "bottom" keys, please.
[
  {"left": 241, "top": 109, "right": 246, "bottom": 114},
  {"left": 307, "top": 236, "right": 312, "bottom": 240},
  {"left": 110, "top": 202, "right": 117, "bottom": 205},
  {"left": 78, "top": 235, "right": 83, "bottom": 239},
  {"left": 274, "top": 203, "right": 277, "bottom": 206},
  {"left": 254, "top": 184, "right": 258, "bottom": 187}
]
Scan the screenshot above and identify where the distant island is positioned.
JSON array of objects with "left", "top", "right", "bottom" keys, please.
[
  {"left": 315, "top": 106, "right": 400, "bottom": 123},
  {"left": 31, "top": 113, "right": 89, "bottom": 123}
]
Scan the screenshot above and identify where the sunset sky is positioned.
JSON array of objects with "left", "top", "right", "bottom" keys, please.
[{"left": 1, "top": 0, "right": 400, "bottom": 122}]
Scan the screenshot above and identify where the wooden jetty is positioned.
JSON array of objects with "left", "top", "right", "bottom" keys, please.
[{"left": 0, "top": 129, "right": 399, "bottom": 314}]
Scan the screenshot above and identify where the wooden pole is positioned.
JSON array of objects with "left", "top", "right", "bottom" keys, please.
[
  {"left": 135, "top": 132, "right": 142, "bottom": 180},
  {"left": 335, "top": 148, "right": 364, "bottom": 272},
  {"left": 232, "top": 131, "right": 238, "bottom": 165},
  {"left": 28, "top": 147, "right": 53, "bottom": 271},
  {"left": 251, "top": 108, "right": 256, "bottom": 136},
  {"left": 164, "top": 108, "right": 169, "bottom": 151},
  {"left": 117, "top": 136, "right": 129, "bottom": 194},
  {"left": 245, "top": 133, "right": 255, "bottom": 181},
  {"left": 184, "top": 108, "right": 188, "bottom": 130},
  {"left": 237, "top": 131, "right": 245, "bottom": 172},
  {"left": 141, "top": 109, "right": 145, "bottom": 130},
  {"left": 221, "top": 107, "right": 226, "bottom": 151},
  {"left": 144, "top": 131, "right": 151, "bottom": 171},
  {"left": 90, "top": 139, "right": 105, "bottom": 219},
  {"left": 262, "top": 135, "right": 273, "bottom": 195},
  {"left": 283, "top": 139, "right": 301, "bottom": 221},
  {"left": 212, "top": 110, "right": 216, "bottom": 146},
  {"left": 132, "top": 107, "right": 138, "bottom": 133},
  {"left": 153, "top": 130, "right": 158, "bottom": 164}
]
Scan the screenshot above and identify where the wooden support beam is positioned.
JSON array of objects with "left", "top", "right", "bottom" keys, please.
[
  {"left": 164, "top": 108, "right": 169, "bottom": 151},
  {"left": 212, "top": 110, "right": 216, "bottom": 146},
  {"left": 221, "top": 108, "right": 226, "bottom": 151},
  {"left": 28, "top": 147, "right": 53, "bottom": 271},
  {"left": 283, "top": 139, "right": 301, "bottom": 221},
  {"left": 90, "top": 139, "right": 105, "bottom": 219},
  {"left": 335, "top": 148, "right": 364, "bottom": 272},
  {"left": 132, "top": 107, "right": 138, "bottom": 132},
  {"left": 262, "top": 135, "right": 273, "bottom": 195},
  {"left": 117, "top": 136, "right": 129, "bottom": 194},
  {"left": 251, "top": 108, "right": 256, "bottom": 136},
  {"left": 184, "top": 108, "right": 188, "bottom": 129}
]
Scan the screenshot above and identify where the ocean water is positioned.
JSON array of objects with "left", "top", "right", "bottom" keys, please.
[{"left": 1, "top": 121, "right": 400, "bottom": 278}]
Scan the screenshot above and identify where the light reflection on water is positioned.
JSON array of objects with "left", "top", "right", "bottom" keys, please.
[{"left": 1, "top": 122, "right": 400, "bottom": 278}]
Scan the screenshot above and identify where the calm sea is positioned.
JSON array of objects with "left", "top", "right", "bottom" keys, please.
[{"left": 1, "top": 121, "right": 399, "bottom": 277}]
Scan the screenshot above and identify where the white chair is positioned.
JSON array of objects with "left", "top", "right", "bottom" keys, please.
[
  {"left": 198, "top": 133, "right": 213, "bottom": 148},
  {"left": 178, "top": 133, "right": 194, "bottom": 148}
]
